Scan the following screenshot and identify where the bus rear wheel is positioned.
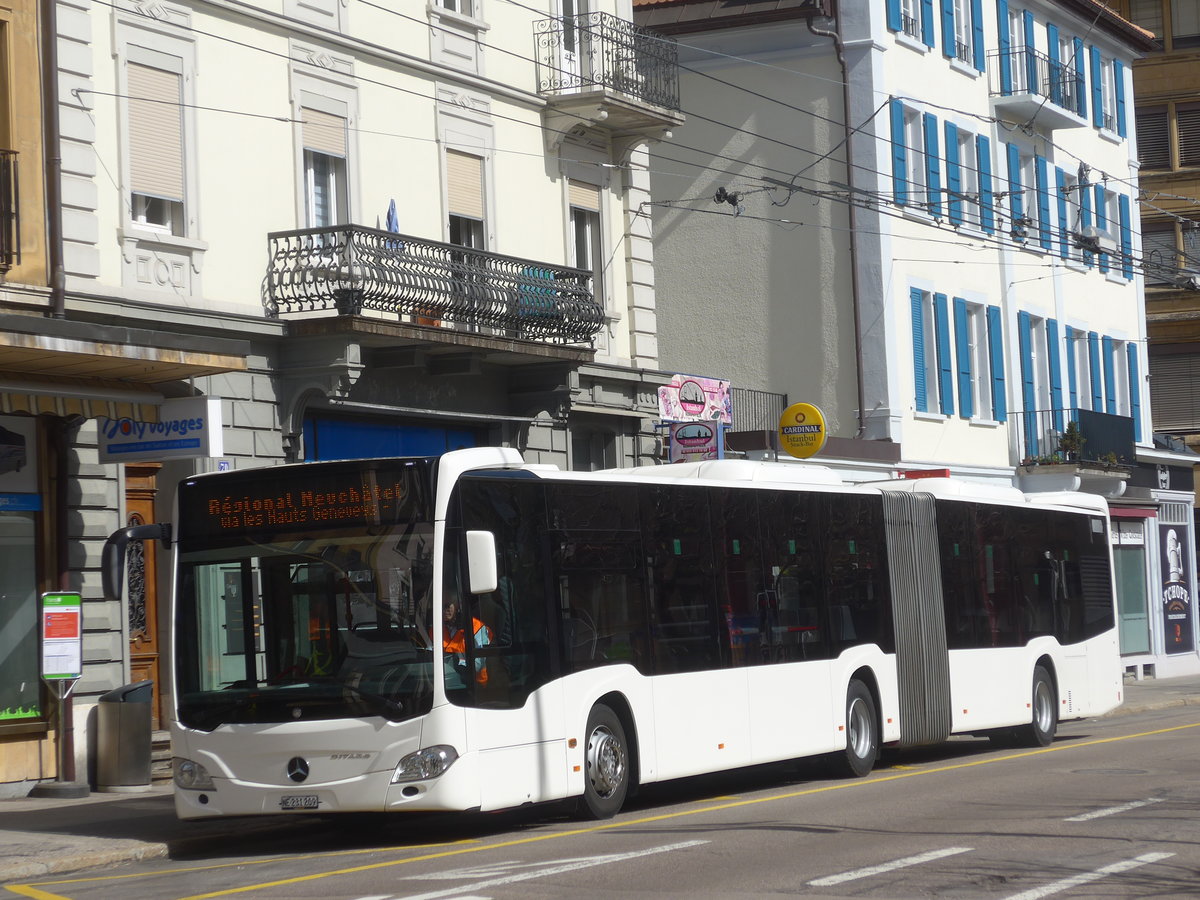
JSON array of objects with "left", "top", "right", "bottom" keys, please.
[
  {"left": 576, "top": 703, "right": 629, "bottom": 820},
  {"left": 830, "top": 680, "right": 879, "bottom": 778}
]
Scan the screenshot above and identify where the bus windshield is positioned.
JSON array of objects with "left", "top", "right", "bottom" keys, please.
[{"left": 173, "top": 459, "right": 437, "bottom": 731}]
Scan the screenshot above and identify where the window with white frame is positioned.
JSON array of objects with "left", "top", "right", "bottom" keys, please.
[
  {"left": 447, "top": 148, "right": 486, "bottom": 249},
  {"left": 968, "top": 302, "right": 994, "bottom": 420},
  {"left": 1030, "top": 314, "right": 1050, "bottom": 411},
  {"left": 301, "top": 107, "right": 348, "bottom": 228},
  {"left": 569, "top": 180, "right": 604, "bottom": 307},
  {"left": 1009, "top": 8, "right": 1026, "bottom": 92},
  {"left": 127, "top": 59, "right": 186, "bottom": 236},
  {"left": 1019, "top": 152, "right": 1038, "bottom": 241},
  {"left": 1111, "top": 339, "right": 1131, "bottom": 415},
  {"left": 901, "top": 0, "right": 920, "bottom": 38},
  {"left": 953, "top": 0, "right": 972, "bottom": 61},
  {"left": 904, "top": 107, "right": 926, "bottom": 204},
  {"left": 958, "top": 129, "right": 979, "bottom": 228},
  {"left": 439, "top": 0, "right": 475, "bottom": 14},
  {"left": 1070, "top": 330, "right": 1094, "bottom": 410},
  {"left": 1100, "top": 57, "right": 1117, "bottom": 131}
]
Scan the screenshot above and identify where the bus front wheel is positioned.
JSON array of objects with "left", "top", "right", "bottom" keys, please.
[
  {"left": 831, "top": 680, "right": 879, "bottom": 778},
  {"left": 577, "top": 703, "right": 629, "bottom": 820}
]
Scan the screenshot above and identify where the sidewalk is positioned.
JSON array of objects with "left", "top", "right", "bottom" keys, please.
[{"left": 2, "top": 674, "right": 1199, "bottom": 885}]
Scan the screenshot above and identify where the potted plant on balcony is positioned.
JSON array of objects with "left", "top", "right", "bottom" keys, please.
[{"left": 1057, "top": 420, "right": 1085, "bottom": 462}]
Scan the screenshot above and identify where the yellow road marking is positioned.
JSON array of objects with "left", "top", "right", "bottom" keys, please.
[{"left": 10, "top": 719, "right": 1200, "bottom": 900}]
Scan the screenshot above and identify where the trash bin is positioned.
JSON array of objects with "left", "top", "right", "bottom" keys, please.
[{"left": 95, "top": 680, "right": 153, "bottom": 792}]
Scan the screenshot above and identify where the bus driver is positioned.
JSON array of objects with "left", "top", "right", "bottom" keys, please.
[{"left": 443, "top": 599, "right": 493, "bottom": 686}]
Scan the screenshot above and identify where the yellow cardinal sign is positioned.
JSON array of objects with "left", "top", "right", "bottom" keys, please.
[{"left": 778, "top": 402, "right": 827, "bottom": 459}]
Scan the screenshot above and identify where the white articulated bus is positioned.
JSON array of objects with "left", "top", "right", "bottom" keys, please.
[{"left": 103, "top": 447, "right": 1123, "bottom": 820}]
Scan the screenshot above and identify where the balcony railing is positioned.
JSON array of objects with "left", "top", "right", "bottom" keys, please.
[
  {"left": 1018, "top": 407, "right": 1136, "bottom": 468},
  {"left": 0, "top": 150, "right": 19, "bottom": 273},
  {"left": 731, "top": 388, "right": 787, "bottom": 432},
  {"left": 534, "top": 12, "right": 680, "bottom": 111},
  {"left": 265, "top": 225, "right": 605, "bottom": 345},
  {"left": 988, "top": 47, "right": 1083, "bottom": 117}
]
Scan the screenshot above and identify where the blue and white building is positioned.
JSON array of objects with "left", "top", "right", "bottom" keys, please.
[{"left": 637, "top": 0, "right": 1199, "bottom": 675}]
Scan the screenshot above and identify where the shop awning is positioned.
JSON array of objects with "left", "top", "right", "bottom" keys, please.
[{"left": 0, "top": 378, "right": 165, "bottom": 422}]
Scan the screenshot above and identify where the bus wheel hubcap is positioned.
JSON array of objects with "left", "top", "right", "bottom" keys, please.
[
  {"left": 848, "top": 698, "right": 871, "bottom": 758},
  {"left": 586, "top": 725, "right": 625, "bottom": 798}
]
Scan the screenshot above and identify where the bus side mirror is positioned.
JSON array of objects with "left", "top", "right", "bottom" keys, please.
[
  {"left": 102, "top": 523, "right": 172, "bottom": 602},
  {"left": 465, "top": 530, "right": 498, "bottom": 595}
]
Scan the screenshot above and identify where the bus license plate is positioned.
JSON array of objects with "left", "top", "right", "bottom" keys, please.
[{"left": 280, "top": 794, "right": 320, "bottom": 810}]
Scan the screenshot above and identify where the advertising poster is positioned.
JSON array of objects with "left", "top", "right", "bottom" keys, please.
[
  {"left": 669, "top": 421, "right": 721, "bottom": 463},
  {"left": 0, "top": 414, "right": 39, "bottom": 509},
  {"left": 657, "top": 374, "right": 731, "bottom": 424},
  {"left": 1160, "top": 525, "right": 1195, "bottom": 654}
]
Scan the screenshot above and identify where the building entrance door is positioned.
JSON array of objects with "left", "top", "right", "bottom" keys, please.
[
  {"left": 125, "top": 463, "right": 163, "bottom": 729},
  {"left": 1114, "top": 528, "right": 1151, "bottom": 657}
]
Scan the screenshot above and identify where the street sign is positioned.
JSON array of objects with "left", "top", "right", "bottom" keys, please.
[{"left": 41, "top": 592, "right": 82, "bottom": 681}]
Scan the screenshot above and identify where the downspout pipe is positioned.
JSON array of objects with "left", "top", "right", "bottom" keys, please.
[
  {"left": 808, "top": 8, "right": 867, "bottom": 438},
  {"left": 40, "top": 0, "right": 66, "bottom": 318}
]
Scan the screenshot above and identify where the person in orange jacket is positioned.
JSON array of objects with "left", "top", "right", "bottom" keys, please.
[{"left": 443, "top": 599, "right": 492, "bottom": 685}]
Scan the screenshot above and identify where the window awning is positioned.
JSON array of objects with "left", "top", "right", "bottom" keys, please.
[{"left": 0, "top": 378, "right": 165, "bottom": 422}]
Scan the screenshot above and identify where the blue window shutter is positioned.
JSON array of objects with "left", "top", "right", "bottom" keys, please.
[
  {"left": 945, "top": 122, "right": 962, "bottom": 226},
  {"left": 1065, "top": 327, "right": 1078, "bottom": 409},
  {"left": 922, "top": 0, "right": 935, "bottom": 48},
  {"left": 954, "top": 297, "right": 973, "bottom": 417},
  {"left": 1047, "top": 318, "right": 1063, "bottom": 431},
  {"left": 977, "top": 135, "right": 994, "bottom": 233},
  {"left": 1088, "top": 331, "right": 1102, "bottom": 410},
  {"left": 1023, "top": 11, "right": 1037, "bottom": 95},
  {"left": 891, "top": 99, "right": 908, "bottom": 206},
  {"left": 912, "top": 288, "right": 928, "bottom": 413},
  {"left": 1115, "top": 59, "right": 1127, "bottom": 137},
  {"left": 887, "top": 0, "right": 902, "bottom": 32},
  {"left": 1007, "top": 142, "right": 1023, "bottom": 222},
  {"left": 942, "top": 0, "right": 956, "bottom": 57},
  {"left": 997, "top": 0, "right": 1012, "bottom": 94},
  {"left": 1018, "top": 311, "right": 1037, "bottom": 456},
  {"left": 1080, "top": 181, "right": 1093, "bottom": 266},
  {"left": 1047, "top": 24, "right": 1061, "bottom": 105},
  {"left": 1128, "top": 342, "right": 1141, "bottom": 442},
  {"left": 1055, "top": 167, "right": 1069, "bottom": 258},
  {"left": 987, "top": 305, "right": 1007, "bottom": 421},
  {"left": 1119, "top": 193, "right": 1133, "bottom": 279},
  {"left": 924, "top": 113, "right": 942, "bottom": 218},
  {"left": 1094, "top": 183, "right": 1109, "bottom": 273},
  {"left": 935, "top": 293, "right": 954, "bottom": 415},
  {"left": 1090, "top": 46, "right": 1103, "bottom": 128},
  {"left": 1074, "top": 38, "right": 1087, "bottom": 118},
  {"left": 971, "top": 0, "right": 985, "bottom": 70},
  {"left": 1102, "top": 335, "right": 1116, "bottom": 414},
  {"left": 1035, "top": 156, "right": 1052, "bottom": 250}
]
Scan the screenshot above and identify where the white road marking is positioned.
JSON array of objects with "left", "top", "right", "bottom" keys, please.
[
  {"left": 807, "top": 846, "right": 974, "bottom": 886},
  {"left": 1063, "top": 797, "right": 1163, "bottom": 822},
  {"left": 1002, "top": 852, "right": 1175, "bottom": 900},
  {"left": 392, "top": 840, "right": 709, "bottom": 900}
]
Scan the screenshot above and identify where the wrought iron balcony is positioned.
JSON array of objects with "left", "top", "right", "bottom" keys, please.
[
  {"left": 988, "top": 48, "right": 1086, "bottom": 129},
  {"left": 1018, "top": 407, "right": 1136, "bottom": 469},
  {"left": 0, "top": 150, "right": 19, "bottom": 274},
  {"left": 534, "top": 12, "right": 680, "bottom": 112},
  {"left": 265, "top": 225, "right": 604, "bottom": 345}
]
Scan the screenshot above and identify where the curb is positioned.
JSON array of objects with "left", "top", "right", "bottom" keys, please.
[
  {"left": 1104, "top": 696, "right": 1200, "bottom": 717},
  {"left": 0, "top": 842, "right": 168, "bottom": 884}
]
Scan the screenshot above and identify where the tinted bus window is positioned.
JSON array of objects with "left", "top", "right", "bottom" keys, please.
[
  {"left": 545, "top": 482, "right": 651, "bottom": 675},
  {"left": 937, "top": 499, "right": 984, "bottom": 650},
  {"left": 644, "top": 485, "right": 720, "bottom": 673},
  {"left": 824, "top": 494, "right": 893, "bottom": 653},
  {"left": 757, "top": 489, "right": 828, "bottom": 662}
]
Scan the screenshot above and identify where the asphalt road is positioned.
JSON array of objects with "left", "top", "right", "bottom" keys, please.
[{"left": 10, "top": 705, "right": 1200, "bottom": 900}]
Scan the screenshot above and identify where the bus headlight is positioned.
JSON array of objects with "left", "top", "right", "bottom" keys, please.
[
  {"left": 174, "top": 757, "right": 215, "bottom": 791},
  {"left": 391, "top": 745, "right": 458, "bottom": 783}
]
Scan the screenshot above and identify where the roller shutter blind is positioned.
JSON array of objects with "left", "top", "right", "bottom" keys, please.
[
  {"left": 447, "top": 149, "right": 485, "bottom": 220},
  {"left": 302, "top": 107, "right": 347, "bottom": 158},
  {"left": 128, "top": 62, "right": 184, "bottom": 202},
  {"left": 568, "top": 180, "right": 600, "bottom": 211}
]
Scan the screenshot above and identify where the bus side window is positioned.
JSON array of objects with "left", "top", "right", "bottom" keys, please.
[{"left": 757, "top": 490, "right": 827, "bottom": 663}]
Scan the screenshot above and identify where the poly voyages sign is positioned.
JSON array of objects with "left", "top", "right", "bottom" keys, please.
[{"left": 98, "top": 396, "right": 223, "bottom": 463}]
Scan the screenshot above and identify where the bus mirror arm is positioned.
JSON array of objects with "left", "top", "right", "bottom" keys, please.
[{"left": 102, "top": 523, "right": 173, "bottom": 602}]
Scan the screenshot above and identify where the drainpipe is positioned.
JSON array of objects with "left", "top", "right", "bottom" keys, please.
[
  {"left": 40, "top": 0, "right": 66, "bottom": 318},
  {"left": 808, "top": 7, "right": 866, "bottom": 438}
]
